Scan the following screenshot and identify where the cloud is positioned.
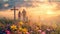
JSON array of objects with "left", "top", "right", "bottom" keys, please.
[
  {"left": 0, "top": 0, "right": 60, "bottom": 11},
  {"left": 0, "top": 0, "right": 13, "bottom": 10},
  {"left": 0, "top": 0, "right": 44, "bottom": 10}
]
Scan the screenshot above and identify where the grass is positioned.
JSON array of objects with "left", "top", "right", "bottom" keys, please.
[{"left": 0, "top": 17, "right": 60, "bottom": 34}]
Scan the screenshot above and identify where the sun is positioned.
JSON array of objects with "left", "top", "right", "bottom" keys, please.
[{"left": 46, "top": 11, "right": 54, "bottom": 15}]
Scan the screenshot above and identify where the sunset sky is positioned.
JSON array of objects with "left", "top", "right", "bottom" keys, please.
[
  {"left": 0, "top": 0, "right": 60, "bottom": 28},
  {"left": 0, "top": 0, "right": 60, "bottom": 21}
]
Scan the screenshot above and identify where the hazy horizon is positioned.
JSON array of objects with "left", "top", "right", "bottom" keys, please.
[{"left": 0, "top": 0, "right": 60, "bottom": 28}]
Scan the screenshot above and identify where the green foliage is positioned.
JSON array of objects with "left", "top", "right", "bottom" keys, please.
[{"left": 0, "top": 18, "right": 13, "bottom": 25}]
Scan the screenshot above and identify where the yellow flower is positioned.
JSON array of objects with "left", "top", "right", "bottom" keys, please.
[
  {"left": 19, "top": 21, "right": 24, "bottom": 25},
  {"left": 10, "top": 25, "right": 17, "bottom": 30},
  {"left": 19, "top": 27, "right": 23, "bottom": 31},
  {"left": 22, "top": 28, "right": 28, "bottom": 32}
]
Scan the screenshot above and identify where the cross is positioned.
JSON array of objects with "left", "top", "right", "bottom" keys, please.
[{"left": 11, "top": 6, "right": 18, "bottom": 21}]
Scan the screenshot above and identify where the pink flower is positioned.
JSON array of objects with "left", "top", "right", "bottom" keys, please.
[
  {"left": 41, "top": 31, "right": 46, "bottom": 34},
  {"left": 47, "top": 29, "right": 50, "bottom": 31},
  {"left": 26, "top": 32, "right": 30, "bottom": 34},
  {"left": 6, "top": 30, "right": 10, "bottom": 34},
  {"left": 30, "top": 31, "right": 33, "bottom": 32},
  {"left": 38, "top": 30, "right": 42, "bottom": 32}
]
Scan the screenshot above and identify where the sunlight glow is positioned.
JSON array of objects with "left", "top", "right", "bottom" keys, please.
[
  {"left": 26, "top": 2, "right": 57, "bottom": 17},
  {"left": 39, "top": 0, "right": 48, "bottom": 2},
  {"left": 46, "top": 11, "right": 54, "bottom": 15}
]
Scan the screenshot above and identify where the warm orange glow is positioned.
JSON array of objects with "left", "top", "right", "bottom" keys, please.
[
  {"left": 0, "top": 1, "right": 60, "bottom": 19},
  {"left": 39, "top": 0, "right": 48, "bottom": 2},
  {"left": 26, "top": 2, "right": 58, "bottom": 17},
  {"left": 0, "top": 0, "right": 60, "bottom": 28},
  {"left": 46, "top": 11, "right": 54, "bottom": 15}
]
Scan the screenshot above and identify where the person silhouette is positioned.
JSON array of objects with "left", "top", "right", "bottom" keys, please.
[{"left": 18, "top": 11, "right": 21, "bottom": 21}]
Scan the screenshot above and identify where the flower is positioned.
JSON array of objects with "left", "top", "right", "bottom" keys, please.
[
  {"left": 19, "top": 27, "right": 23, "bottom": 31},
  {"left": 19, "top": 21, "right": 24, "bottom": 25},
  {"left": 22, "top": 28, "right": 28, "bottom": 33},
  {"left": 10, "top": 25, "right": 17, "bottom": 30}
]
